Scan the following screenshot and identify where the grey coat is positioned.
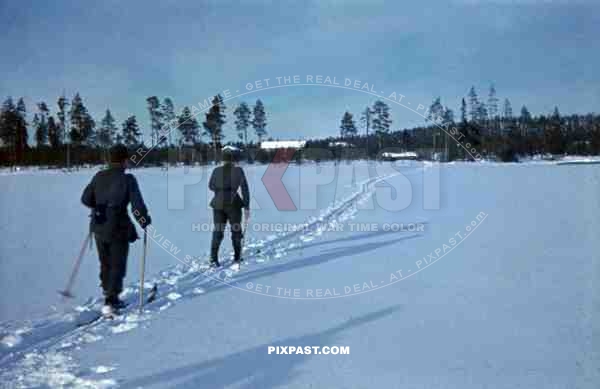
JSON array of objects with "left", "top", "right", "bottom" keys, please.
[
  {"left": 81, "top": 166, "right": 151, "bottom": 242},
  {"left": 209, "top": 164, "right": 250, "bottom": 210}
]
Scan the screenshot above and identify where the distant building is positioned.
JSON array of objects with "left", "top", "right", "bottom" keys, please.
[
  {"left": 260, "top": 140, "right": 306, "bottom": 150},
  {"left": 380, "top": 151, "right": 419, "bottom": 161},
  {"left": 222, "top": 145, "right": 240, "bottom": 152},
  {"left": 328, "top": 141, "right": 355, "bottom": 148}
]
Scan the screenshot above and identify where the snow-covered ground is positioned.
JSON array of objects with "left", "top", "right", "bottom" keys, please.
[{"left": 0, "top": 161, "right": 598, "bottom": 388}]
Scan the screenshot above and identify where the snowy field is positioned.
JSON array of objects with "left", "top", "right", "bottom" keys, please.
[{"left": 0, "top": 161, "right": 599, "bottom": 388}]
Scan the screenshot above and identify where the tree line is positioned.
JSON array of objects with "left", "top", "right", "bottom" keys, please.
[
  {"left": 1, "top": 84, "right": 600, "bottom": 167},
  {"left": 0, "top": 93, "right": 268, "bottom": 167},
  {"left": 333, "top": 84, "right": 600, "bottom": 161}
]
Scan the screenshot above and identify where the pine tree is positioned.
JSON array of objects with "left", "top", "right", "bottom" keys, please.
[
  {"left": 360, "top": 106, "right": 374, "bottom": 157},
  {"left": 57, "top": 96, "right": 68, "bottom": 140},
  {"left": 146, "top": 96, "right": 163, "bottom": 147},
  {"left": 178, "top": 106, "right": 199, "bottom": 145},
  {"left": 33, "top": 114, "right": 41, "bottom": 146},
  {"left": 427, "top": 97, "right": 444, "bottom": 123},
  {"left": 0, "top": 97, "right": 16, "bottom": 148},
  {"left": 442, "top": 107, "right": 454, "bottom": 160},
  {"left": 48, "top": 116, "right": 60, "bottom": 149},
  {"left": 34, "top": 102, "right": 49, "bottom": 147},
  {"left": 69, "top": 93, "right": 95, "bottom": 145},
  {"left": 15, "top": 98, "right": 28, "bottom": 162},
  {"left": 503, "top": 98, "right": 513, "bottom": 119},
  {"left": 98, "top": 109, "right": 117, "bottom": 150},
  {"left": 401, "top": 130, "right": 412, "bottom": 150},
  {"left": 457, "top": 98, "right": 468, "bottom": 160},
  {"left": 69, "top": 93, "right": 82, "bottom": 144},
  {"left": 545, "top": 107, "right": 564, "bottom": 155},
  {"left": 234, "top": 102, "right": 251, "bottom": 146},
  {"left": 476, "top": 101, "right": 488, "bottom": 124},
  {"left": 520, "top": 105, "right": 532, "bottom": 137},
  {"left": 203, "top": 95, "right": 226, "bottom": 152},
  {"left": 57, "top": 95, "right": 70, "bottom": 167},
  {"left": 467, "top": 86, "right": 479, "bottom": 122},
  {"left": 0, "top": 98, "right": 17, "bottom": 167},
  {"left": 161, "top": 98, "right": 176, "bottom": 146},
  {"left": 252, "top": 99, "right": 267, "bottom": 143},
  {"left": 371, "top": 100, "right": 391, "bottom": 150},
  {"left": 0, "top": 97, "right": 29, "bottom": 164},
  {"left": 340, "top": 111, "right": 357, "bottom": 138},
  {"left": 114, "top": 133, "right": 124, "bottom": 145},
  {"left": 552, "top": 107, "right": 561, "bottom": 121},
  {"left": 443, "top": 107, "right": 454, "bottom": 124},
  {"left": 487, "top": 84, "right": 499, "bottom": 119},
  {"left": 122, "top": 115, "right": 141, "bottom": 147}
]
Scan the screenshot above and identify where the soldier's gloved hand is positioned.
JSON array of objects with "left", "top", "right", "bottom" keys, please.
[{"left": 141, "top": 214, "right": 152, "bottom": 229}]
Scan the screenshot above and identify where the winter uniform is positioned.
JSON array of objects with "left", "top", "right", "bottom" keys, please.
[
  {"left": 208, "top": 160, "right": 250, "bottom": 266},
  {"left": 81, "top": 155, "right": 151, "bottom": 307}
]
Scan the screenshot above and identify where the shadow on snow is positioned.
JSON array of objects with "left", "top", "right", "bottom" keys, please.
[{"left": 119, "top": 305, "right": 401, "bottom": 389}]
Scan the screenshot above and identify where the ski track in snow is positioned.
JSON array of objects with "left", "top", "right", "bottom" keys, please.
[{"left": 0, "top": 170, "right": 425, "bottom": 387}]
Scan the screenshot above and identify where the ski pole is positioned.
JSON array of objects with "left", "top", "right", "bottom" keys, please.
[
  {"left": 58, "top": 231, "right": 92, "bottom": 299},
  {"left": 241, "top": 211, "right": 250, "bottom": 253},
  {"left": 139, "top": 228, "right": 148, "bottom": 314}
]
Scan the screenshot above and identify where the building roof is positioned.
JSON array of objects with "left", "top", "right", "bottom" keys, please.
[
  {"left": 328, "top": 141, "right": 355, "bottom": 148},
  {"left": 380, "top": 151, "right": 418, "bottom": 159},
  {"left": 260, "top": 140, "right": 306, "bottom": 150}
]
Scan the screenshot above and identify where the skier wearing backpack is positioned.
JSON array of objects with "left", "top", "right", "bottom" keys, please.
[
  {"left": 81, "top": 144, "right": 151, "bottom": 311},
  {"left": 208, "top": 150, "right": 250, "bottom": 269}
]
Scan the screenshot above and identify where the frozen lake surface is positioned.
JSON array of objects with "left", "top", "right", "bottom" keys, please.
[{"left": 0, "top": 161, "right": 598, "bottom": 388}]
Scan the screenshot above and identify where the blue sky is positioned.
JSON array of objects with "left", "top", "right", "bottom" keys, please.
[{"left": 1, "top": 0, "right": 599, "bottom": 142}]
